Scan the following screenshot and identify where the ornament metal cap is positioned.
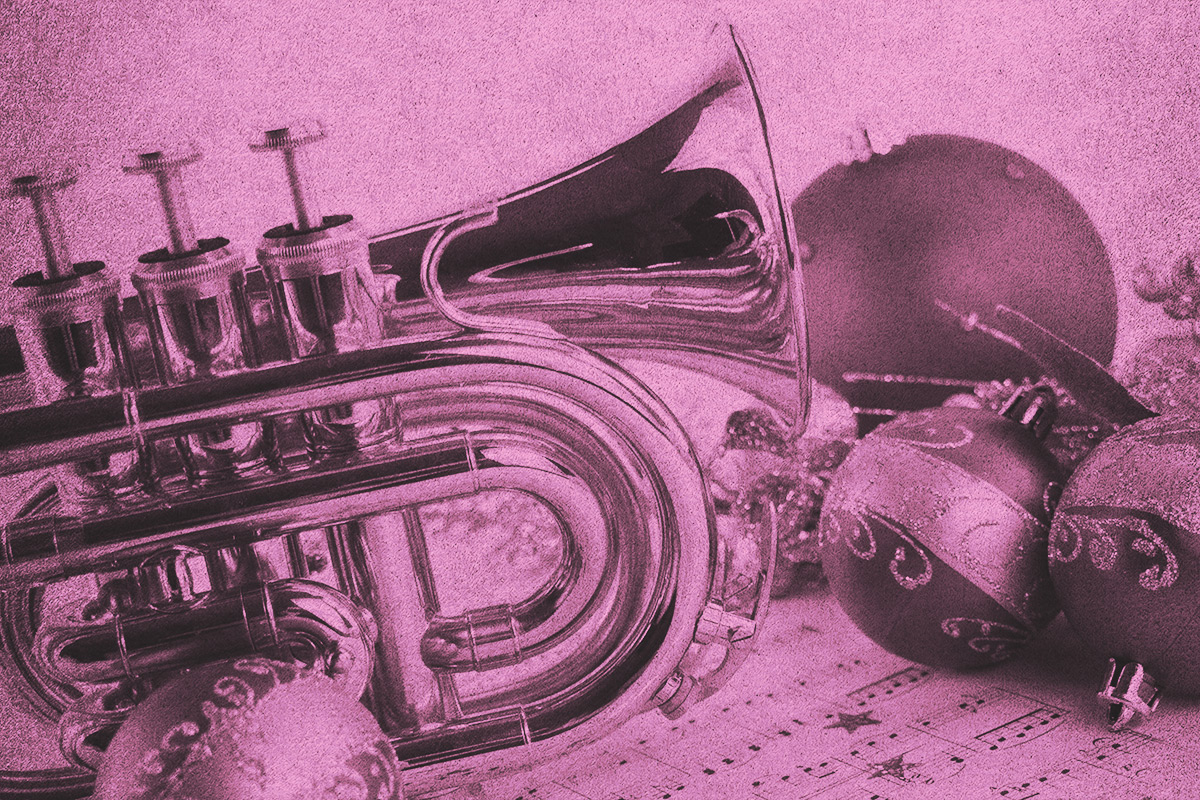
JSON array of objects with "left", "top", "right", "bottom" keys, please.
[
  {"left": 999, "top": 385, "right": 1057, "bottom": 439},
  {"left": 1098, "top": 658, "right": 1161, "bottom": 730}
]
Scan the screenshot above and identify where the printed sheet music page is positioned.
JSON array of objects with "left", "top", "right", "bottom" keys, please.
[{"left": 484, "top": 590, "right": 1199, "bottom": 800}]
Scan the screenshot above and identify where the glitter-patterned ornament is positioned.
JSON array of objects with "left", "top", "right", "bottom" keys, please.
[
  {"left": 94, "top": 657, "right": 402, "bottom": 800},
  {"left": 818, "top": 387, "right": 1063, "bottom": 668},
  {"left": 1121, "top": 334, "right": 1200, "bottom": 417},
  {"left": 1048, "top": 413, "right": 1200, "bottom": 728},
  {"left": 709, "top": 383, "right": 857, "bottom": 597}
]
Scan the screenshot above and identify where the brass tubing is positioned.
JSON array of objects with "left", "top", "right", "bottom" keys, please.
[
  {"left": 14, "top": 456, "right": 617, "bottom": 683},
  {"left": 37, "top": 579, "right": 375, "bottom": 691},
  {"left": 0, "top": 337, "right": 689, "bottom": 477},
  {"left": 0, "top": 436, "right": 474, "bottom": 584}
]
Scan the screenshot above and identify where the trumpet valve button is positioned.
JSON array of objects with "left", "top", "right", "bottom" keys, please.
[
  {"left": 252, "top": 120, "right": 327, "bottom": 232},
  {"left": 251, "top": 120, "right": 327, "bottom": 152},
  {"left": 123, "top": 143, "right": 203, "bottom": 256},
  {"left": 9, "top": 168, "right": 79, "bottom": 281}
]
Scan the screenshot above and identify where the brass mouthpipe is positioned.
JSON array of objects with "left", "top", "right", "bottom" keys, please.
[{"left": 0, "top": 435, "right": 473, "bottom": 583}]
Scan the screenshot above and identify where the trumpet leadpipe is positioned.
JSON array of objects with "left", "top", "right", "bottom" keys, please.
[{"left": 0, "top": 336, "right": 688, "bottom": 477}]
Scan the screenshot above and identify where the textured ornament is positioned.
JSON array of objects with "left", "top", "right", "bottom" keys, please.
[
  {"left": 1121, "top": 334, "right": 1200, "bottom": 418},
  {"left": 93, "top": 657, "right": 402, "bottom": 800},
  {"left": 1048, "top": 413, "right": 1200, "bottom": 729},
  {"left": 792, "top": 134, "right": 1117, "bottom": 416},
  {"left": 818, "top": 387, "right": 1063, "bottom": 668},
  {"left": 710, "top": 383, "right": 857, "bottom": 598}
]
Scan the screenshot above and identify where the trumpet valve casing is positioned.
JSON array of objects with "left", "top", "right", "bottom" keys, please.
[
  {"left": 9, "top": 265, "right": 139, "bottom": 509},
  {"left": 131, "top": 239, "right": 271, "bottom": 478},
  {"left": 125, "top": 143, "right": 272, "bottom": 481},
  {"left": 7, "top": 169, "right": 140, "bottom": 509},
  {"left": 11, "top": 264, "right": 126, "bottom": 404},
  {"left": 258, "top": 215, "right": 396, "bottom": 455}
]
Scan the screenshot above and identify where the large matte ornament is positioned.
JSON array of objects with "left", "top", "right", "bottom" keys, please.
[
  {"left": 93, "top": 657, "right": 402, "bottom": 800},
  {"left": 818, "top": 389, "right": 1063, "bottom": 668},
  {"left": 1048, "top": 413, "right": 1200, "bottom": 728},
  {"left": 792, "top": 135, "right": 1117, "bottom": 414}
]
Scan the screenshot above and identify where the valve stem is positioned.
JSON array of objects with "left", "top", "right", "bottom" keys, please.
[
  {"left": 9, "top": 169, "right": 78, "bottom": 280},
  {"left": 251, "top": 121, "right": 326, "bottom": 231},
  {"left": 123, "top": 145, "right": 202, "bottom": 256}
]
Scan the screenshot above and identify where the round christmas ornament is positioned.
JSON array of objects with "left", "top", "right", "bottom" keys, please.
[
  {"left": 818, "top": 386, "right": 1063, "bottom": 668},
  {"left": 93, "top": 657, "right": 402, "bottom": 800},
  {"left": 1048, "top": 412, "right": 1200, "bottom": 729},
  {"left": 792, "top": 134, "right": 1117, "bottom": 414}
]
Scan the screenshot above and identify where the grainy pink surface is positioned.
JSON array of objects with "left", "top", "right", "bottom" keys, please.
[{"left": 2, "top": 0, "right": 1199, "bottom": 794}]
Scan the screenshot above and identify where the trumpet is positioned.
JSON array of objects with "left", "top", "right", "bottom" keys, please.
[{"left": 0, "top": 26, "right": 806, "bottom": 797}]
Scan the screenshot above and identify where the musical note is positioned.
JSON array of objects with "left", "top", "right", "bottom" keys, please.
[
  {"left": 846, "top": 666, "right": 934, "bottom": 707},
  {"left": 544, "top": 747, "right": 688, "bottom": 800},
  {"left": 993, "top": 763, "right": 1083, "bottom": 800},
  {"left": 974, "top": 704, "right": 1069, "bottom": 751},
  {"left": 647, "top": 781, "right": 689, "bottom": 800},
  {"left": 842, "top": 726, "right": 971, "bottom": 787},
  {"left": 750, "top": 773, "right": 882, "bottom": 800},
  {"left": 711, "top": 694, "right": 792, "bottom": 738},
  {"left": 507, "top": 782, "right": 594, "bottom": 800},
  {"left": 748, "top": 757, "right": 861, "bottom": 800},
  {"left": 649, "top": 717, "right": 772, "bottom": 776},
  {"left": 911, "top": 687, "right": 1001, "bottom": 731},
  {"left": 790, "top": 650, "right": 893, "bottom": 701},
  {"left": 1078, "top": 730, "right": 1157, "bottom": 778},
  {"left": 912, "top": 688, "right": 1068, "bottom": 754}
]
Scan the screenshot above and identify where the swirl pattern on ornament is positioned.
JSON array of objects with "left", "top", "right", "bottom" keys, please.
[
  {"left": 880, "top": 410, "right": 976, "bottom": 450},
  {"left": 824, "top": 438, "right": 1051, "bottom": 626},
  {"left": 1050, "top": 511, "right": 1180, "bottom": 591},
  {"left": 1048, "top": 515, "right": 1084, "bottom": 563},
  {"left": 824, "top": 503, "right": 934, "bottom": 589},
  {"left": 939, "top": 617, "right": 1032, "bottom": 661},
  {"left": 820, "top": 504, "right": 875, "bottom": 560}
]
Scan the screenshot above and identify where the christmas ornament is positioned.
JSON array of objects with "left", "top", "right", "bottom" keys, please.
[
  {"left": 818, "top": 387, "right": 1063, "bottom": 668},
  {"left": 709, "top": 382, "right": 857, "bottom": 597},
  {"left": 792, "top": 134, "right": 1117, "bottom": 415},
  {"left": 1122, "top": 334, "right": 1200, "bottom": 417},
  {"left": 1047, "top": 413, "right": 1200, "bottom": 729},
  {"left": 93, "top": 657, "right": 402, "bottom": 800}
]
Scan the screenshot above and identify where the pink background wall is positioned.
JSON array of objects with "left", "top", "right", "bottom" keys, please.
[{"left": 2, "top": 0, "right": 1198, "bottom": 369}]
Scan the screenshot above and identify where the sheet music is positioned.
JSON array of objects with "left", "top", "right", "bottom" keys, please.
[{"left": 483, "top": 591, "right": 1200, "bottom": 800}]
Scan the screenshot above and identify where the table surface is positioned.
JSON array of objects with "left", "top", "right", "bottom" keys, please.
[{"left": 481, "top": 588, "right": 1200, "bottom": 800}]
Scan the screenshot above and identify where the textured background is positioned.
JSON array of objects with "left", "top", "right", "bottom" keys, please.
[
  {"left": 2, "top": 0, "right": 1199, "bottom": 784},
  {"left": 2, "top": 0, "right": 1199, "bottom": 370}
]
